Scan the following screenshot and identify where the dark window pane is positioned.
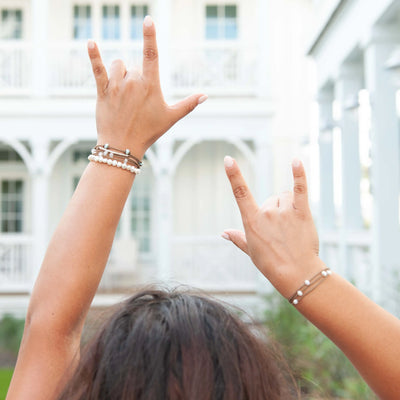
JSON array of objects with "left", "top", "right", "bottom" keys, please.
[
  {"left": 206, "top": 5, "right": 218, "bottom": 18},
  {"left": 225, "top": 5, "right": 236, "bottom": 18}
]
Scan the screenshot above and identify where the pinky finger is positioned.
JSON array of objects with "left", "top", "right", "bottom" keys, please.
[
  {"left": 222, "top": 229, "right": 249, "bottom": 255},
  {"left": 87, "top": 40, "right": 108, "bottom": 97}
]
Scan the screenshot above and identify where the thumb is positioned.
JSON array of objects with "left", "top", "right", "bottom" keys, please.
[
  {"left": 169, "top": 94, "right": 208, "bottom": 123},
  {"left": 222, "top": 229, "right": 249, "bottom": 255}
]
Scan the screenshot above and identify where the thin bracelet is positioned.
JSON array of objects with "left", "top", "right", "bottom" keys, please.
[
  {"left": 88, "top": 144, "right": 142, "bottom": 174},
  {"left": 288, "top": 268, "right": 332, "bottom": 306}
]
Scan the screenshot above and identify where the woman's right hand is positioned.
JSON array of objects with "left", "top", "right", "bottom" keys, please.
[
  {"left": 87, "top": 15, "right": 207, "bottom": 160},
  {"left": 223, "top": 156, "right": 322, "bottom": 298}
]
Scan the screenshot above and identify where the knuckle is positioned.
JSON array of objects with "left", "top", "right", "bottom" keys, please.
[
  {"left": 111, "top": 58, "right": 124, "bottom": 67},
  {"left": 92, "top": 63, "right": 103, "bottom": 76},
  {"left": 185, "top": 101, "right": 196, "bottom": 114},
  {"left": 143, "top": 48, "right": 158, "bottom": 61},
  {"left": 294, "top": 183, "right": 306, "bottom": 195},
  {"left": 233, "top": 185, "right": 248, "bottom": 199}
]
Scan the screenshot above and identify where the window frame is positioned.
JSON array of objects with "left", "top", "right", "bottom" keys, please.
[
  {"left": 205, "top": 3, "right": 239, "bottom": 41},
  {"left": 0, "top": 5, "right": 25, "bottom": 40},
  {"left": 73, "top": 4, "right": 93, "bottom": 40},
  {"left": 130, "top": 4, "right": 149, "bottom": 40}
]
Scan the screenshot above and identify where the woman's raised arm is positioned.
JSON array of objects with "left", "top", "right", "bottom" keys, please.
[
  {"left": 223, "top": 156, "right": 400, "bottom": 400},
  {"left": 6, "top": 16, "right": 206, "bottom": 400}
]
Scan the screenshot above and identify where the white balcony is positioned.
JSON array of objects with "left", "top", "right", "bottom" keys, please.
[
  {"left": 0, "top": 41, "right": 32, "bottom": 95},
  {"left": 0, "top": 41, "right": 259, "bottom": 97}
]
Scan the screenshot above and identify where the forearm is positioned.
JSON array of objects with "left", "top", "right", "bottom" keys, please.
[
  {"left": 27, "top": 161, "right": 135, "bottom": 334},
  {"left": 297, "top": 260, "right": 400, "bottom": 400}
]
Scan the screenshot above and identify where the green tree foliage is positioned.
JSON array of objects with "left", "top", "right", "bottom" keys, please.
[{"left": 263, "top": 295, "right": 377, "bottom": 399}]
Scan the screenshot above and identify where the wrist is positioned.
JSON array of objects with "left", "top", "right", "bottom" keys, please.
[{"left": 271, "top": 256, "right": 326, "bottom": 299}]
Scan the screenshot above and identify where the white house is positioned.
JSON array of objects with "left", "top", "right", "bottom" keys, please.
[
  {"left": 0, "top": 0, "right": 313, "bottom": 316},
  {"left": 308, "top": 0, "right": 400, "bottom": 316}
]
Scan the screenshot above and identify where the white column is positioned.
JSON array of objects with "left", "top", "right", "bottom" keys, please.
[
  {"left": 335, "top": 64, "right": 364, "bottom": 279},
  {"left": 317, "top": 88, "right": 335, "bottom": 263},
  {"left": 155, "top": 140, "right": 173, "bottom": 280},
  {"left": 318, "top": 88, "right": 335, "bottom": 230},
  {"left": 31, "top": 0, "right": 48, "bottom": 97},
  {"left": 257, "top": 0, "right": 273, "bottom": 98},
  {"left": 153, "top": 0, "right": 172, "bottom": 97},
  {"left": 30, "top": 138, "right": 50, "bottom": 288},
  {"left": 364, "top": 37, "right": 400, "bottom": 305},
  {"left": 336, "top": 65, "right": 364, "bottom": 230},
  {"left": 254, "top": 135, "right": 274, "bottom": 294},
  {"left": 254, "top": 136, "right": 273, "bottom": 204}
]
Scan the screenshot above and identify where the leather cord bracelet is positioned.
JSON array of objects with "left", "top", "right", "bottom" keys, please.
[
  {"left": 288, "top": 268, "right": 332, "bottom": 306},
  {"left": 88, "top": 144, "right": 143, "bottom": 174}
]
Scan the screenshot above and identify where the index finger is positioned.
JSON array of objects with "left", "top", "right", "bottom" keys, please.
[
  {"left": 292, "top": 158, "right": 309, "bottom": 211},
  {"left": 224, "top": 156, "right": 258, "bottom": 221},
  {"left": 142, "top": 16, "right": 160, "bottom": 82}
]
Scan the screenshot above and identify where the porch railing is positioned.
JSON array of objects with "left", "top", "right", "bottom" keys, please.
[
  {"left": 0, "top": 41, "right": 259, "bottom": 97},
  {"left": 171, "top": 235, "right": 258, "bottom": 292},
  {"left": 0, "top": 235, "right": 33, "bottom": 292}
]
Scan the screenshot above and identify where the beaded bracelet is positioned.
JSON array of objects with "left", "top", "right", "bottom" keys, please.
[
  {"left": 88, "top": 144, "right": 143, "bottom": 174},
  {"left": 288, "top": 268, "right": 332, "bottom": 306}
]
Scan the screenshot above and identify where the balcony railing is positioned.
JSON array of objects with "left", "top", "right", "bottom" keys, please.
[
  {"left": 0, "top": 41, "right": 259, "bottom": 97},
  {"left": 0, "top": 41, "right": 32, "bottom": 95},
  {"left": 0, "top": 235, "right": 33, "bottom": 292}
]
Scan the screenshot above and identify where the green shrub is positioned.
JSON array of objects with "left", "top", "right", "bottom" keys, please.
[
  {"left": 0, "top": 315, "right": 24, "bottom": 355},
  {"left": 263, "top": 294, "right": 377, "bottom": 399},
  {"left": 0, "top": 369, "right": 13, "bottom": 400}
]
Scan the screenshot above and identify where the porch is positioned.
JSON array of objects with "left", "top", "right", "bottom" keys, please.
[{"left": 0, "top": 41, "right": 259, "bottom": 97}]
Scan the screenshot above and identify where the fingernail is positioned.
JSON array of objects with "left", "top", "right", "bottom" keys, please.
[
  {"left": 87, "top": 39, "right": 95, "bottom": 49},
  {"left": 221, "top": 233, "right": 231, "bottom": 241},
  {"left": 198, "top": 95, "right": 208, "bottom": 105},
  {"left": 292, "top": 158, "right": 301, "bottom": 168},
  {"left": 224, "top": 155, "right": 234, "bottom": 168},
  {"left": 144, "top": 15, "right": 153, "bottom": 27}
]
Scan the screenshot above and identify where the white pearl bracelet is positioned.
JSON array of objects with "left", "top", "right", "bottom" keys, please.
[
  {"left": 289, "top": 268, "right": 332, "bottom": 306},
  {"left": 88, "top": 154, "right": 141, "bottom": 174}
]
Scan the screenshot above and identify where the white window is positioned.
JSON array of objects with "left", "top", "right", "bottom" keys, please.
[
  {"left": 102, "top": 5, "right": 121, "bottom": 40},
  {"left": 131, "top": 5, "right": 148, "bottom": 40},
  {"left": 1, "top": 180, "right": 24, "bottom": 233},
  {"left": 73, "top": 5, "right": 92, "bottom": 39},
  {"left": 0, "top": 9, "right": 23, "bottom": 39},
  {"left": 130, "top": 162, "right": 153, "bottom": 253},
  {"left": 206, "top": 5, "right": 237, "bottom": 40}
]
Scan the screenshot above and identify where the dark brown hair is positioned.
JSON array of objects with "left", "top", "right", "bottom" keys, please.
[{"left": 58, "top": 288, "right": 295, "bottom": 399}]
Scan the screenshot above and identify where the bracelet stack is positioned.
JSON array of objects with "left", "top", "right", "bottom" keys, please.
[
  {"left": 288, "top": 268, "right": 332, "bottom": 306},
  {"left": 88, "top": 144, "right": 143, "bottom": 174}
]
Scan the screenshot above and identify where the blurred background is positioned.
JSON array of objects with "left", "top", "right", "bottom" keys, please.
[
  {"left": 1, "top": 0, "right": 400, "bottom": 322},
  {"left": 1, "top": 0, "right": 399, "bottom": 397},
  {"left": 1, "top": 0, "right": 400, "bottom": 318}
]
